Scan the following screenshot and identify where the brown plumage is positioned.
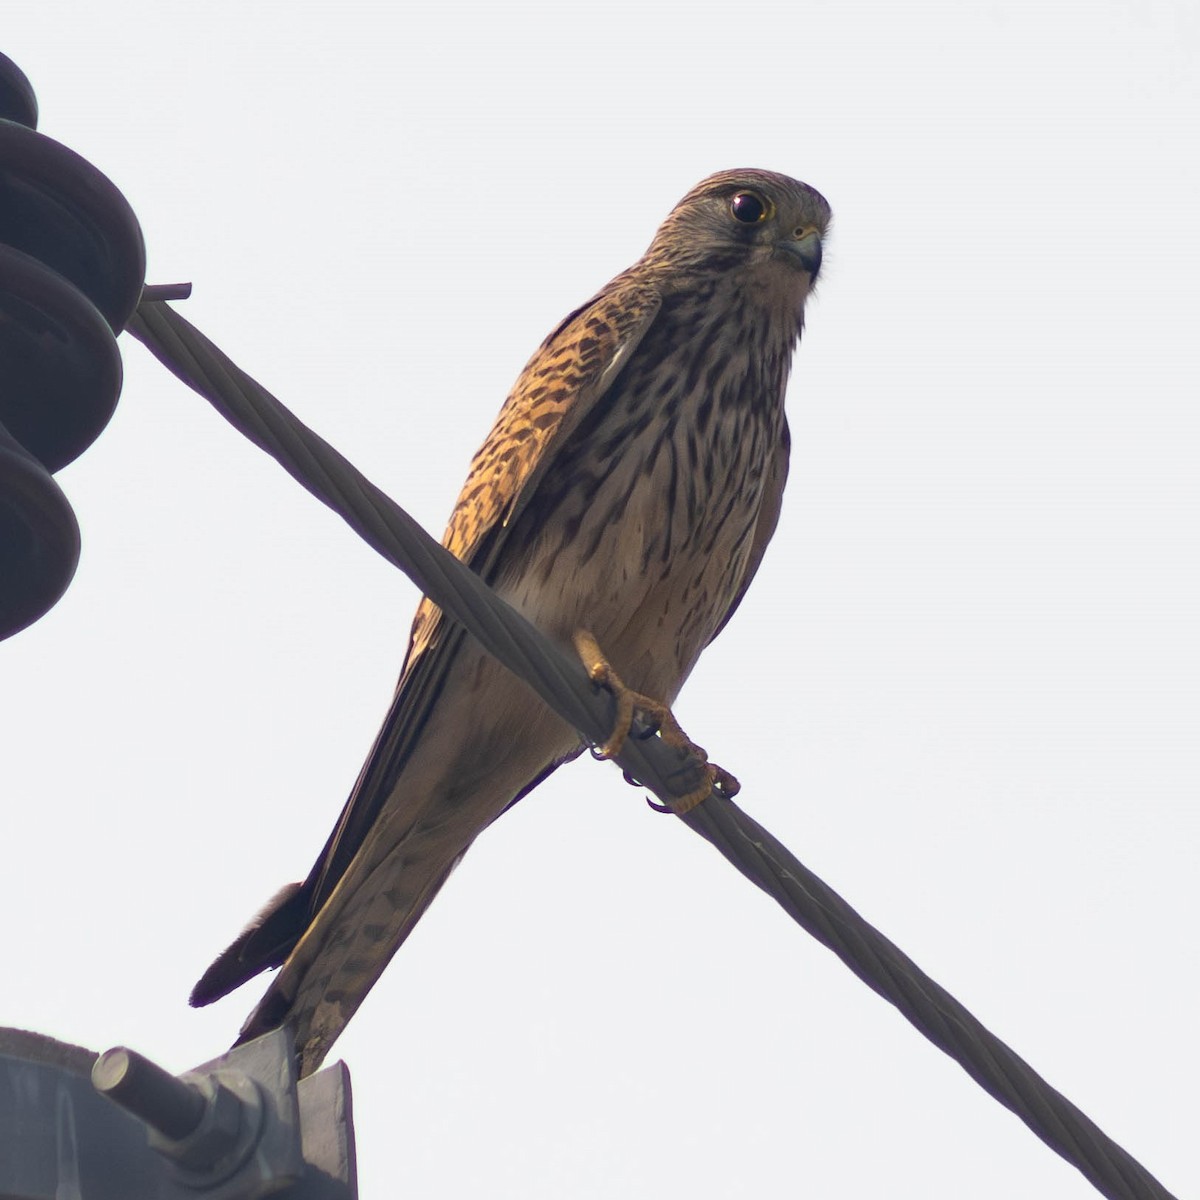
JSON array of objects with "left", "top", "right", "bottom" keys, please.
[{"left": 192, "top": 169, "right": 830, "bottom": 1075}]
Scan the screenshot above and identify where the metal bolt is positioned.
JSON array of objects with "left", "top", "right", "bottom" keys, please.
[
  {"left": 92, "top": 1046, "right": 207, "bottom": 1141},
  {"left": 93, "top": 1045, "right": 264, "bottom": 1181}
]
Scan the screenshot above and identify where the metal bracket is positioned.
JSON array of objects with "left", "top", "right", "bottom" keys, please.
[{"left": 0, "top": 1026, "right": 355, "bottom": 1199}]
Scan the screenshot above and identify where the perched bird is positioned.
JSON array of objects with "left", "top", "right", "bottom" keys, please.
[{"left": 192, "top": 169, "right": 830, "bottom": 1076}]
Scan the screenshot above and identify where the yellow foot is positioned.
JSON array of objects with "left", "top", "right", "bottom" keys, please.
[
  {"left": 654, "top": 761, "right": 741, "bottom": 814},
  {"left": 572, "top": 629, "right": 741, "bottom": 814}
]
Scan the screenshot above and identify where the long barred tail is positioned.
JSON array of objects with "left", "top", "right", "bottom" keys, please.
[{"left": 236, "top": 848, "right": 467, "bottom": 1077}]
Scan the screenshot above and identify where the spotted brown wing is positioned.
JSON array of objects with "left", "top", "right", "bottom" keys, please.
[{"left": 191, "top": 277, "right": 663, "bottom": 1008}]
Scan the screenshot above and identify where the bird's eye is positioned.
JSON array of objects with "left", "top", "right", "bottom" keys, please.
[{"left": 730, "top": 191, "right": 770, "bottom": 224}]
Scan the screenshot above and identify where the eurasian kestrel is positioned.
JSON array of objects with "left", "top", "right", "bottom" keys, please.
[{"left": 193, "top": 169, "right": 830, "bottom": 1076}]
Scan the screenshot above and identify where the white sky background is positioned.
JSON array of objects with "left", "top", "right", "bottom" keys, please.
[{"left": 2, "top": 3, "right": 1197, "bottom": 1197}]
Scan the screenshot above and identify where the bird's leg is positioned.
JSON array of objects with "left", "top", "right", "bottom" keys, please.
[
  {"left": 573, "top": 629, "right": 669, "bottom": 757},
  {"left": 572, "top": 629, "right": 741, "bottom": 814}
]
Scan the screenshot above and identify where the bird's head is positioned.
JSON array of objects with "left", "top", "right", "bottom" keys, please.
[{"left": 646, "top": 169, "right": 830, "bottom": 301}]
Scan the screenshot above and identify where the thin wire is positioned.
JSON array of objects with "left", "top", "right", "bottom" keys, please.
[{"left": 126, "top": 299, "right": 1179, "bottom": 1200}]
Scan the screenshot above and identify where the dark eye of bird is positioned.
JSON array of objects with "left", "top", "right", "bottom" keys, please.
[{"left": 730, "top": 191, "right": 768, "bottom": 224}]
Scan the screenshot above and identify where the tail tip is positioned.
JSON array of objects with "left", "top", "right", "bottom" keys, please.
[{"left": 189, "top": 881, "right": 309, "bottom": 1008}]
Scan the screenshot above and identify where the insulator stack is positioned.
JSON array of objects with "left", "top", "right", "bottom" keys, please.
[{"left": 0, "top": 51, "right": 146, "bottom": 640}]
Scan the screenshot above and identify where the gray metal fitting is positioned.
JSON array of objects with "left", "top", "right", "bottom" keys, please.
[{"left": 151, "top": 1070, "right": 264, "bottom": 1184}]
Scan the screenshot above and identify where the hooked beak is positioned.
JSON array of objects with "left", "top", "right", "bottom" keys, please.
[{"left": 777, "top": 227, "right": 823, "bottom": 278}]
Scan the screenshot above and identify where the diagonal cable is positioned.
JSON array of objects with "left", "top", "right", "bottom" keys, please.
[{"left": 125, "top": 299, "right": 1178, "bottom": 1200}]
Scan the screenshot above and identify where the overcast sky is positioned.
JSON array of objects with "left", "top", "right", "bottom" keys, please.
[{"left": 3, "top": 3, "right": 1197, "bottom": 1197}]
